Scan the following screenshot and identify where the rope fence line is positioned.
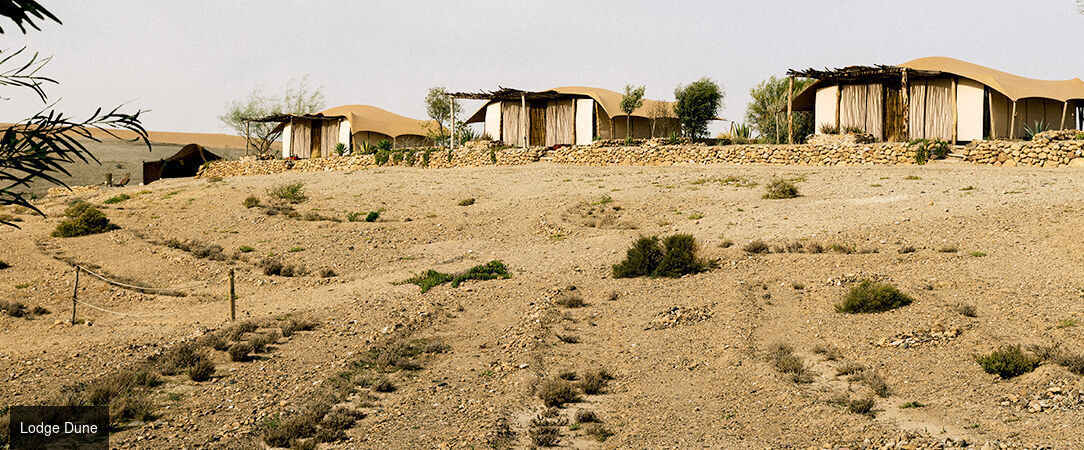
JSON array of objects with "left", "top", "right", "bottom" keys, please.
[{"left": 69, "top": 265, "right": 237, "bottom": 322}]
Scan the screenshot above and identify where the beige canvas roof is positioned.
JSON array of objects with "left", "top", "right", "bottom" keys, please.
[
  {"left": 792, "top": 57, "right": 1084, "bottom": 110},
  {"left": 318, "top": 105, "right": 437, "bottom": 138},
  {"left": 464, "top": 86, "right": 675, "bottom": 123},
  {"left": 899, "top": 57, "right": 1084, "bottom": 102}
]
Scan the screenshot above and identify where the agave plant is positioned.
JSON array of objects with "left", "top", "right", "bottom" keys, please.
[
  {"left": 731, "top": 122, "right": 752, "bottom": 139},
  {"left": 1023, "top": 119, "right": 1047, "bottom": 141},
  {"left": 377, "top": 139, "right": 393, "bottom": 152}
]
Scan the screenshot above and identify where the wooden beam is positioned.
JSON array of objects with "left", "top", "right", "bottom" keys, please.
[
  {"left": 988, "top": 91, "right": 997, "bottom": 139},
  {"left": 521, "top": 94, "right": 527, "bottom": 148},
  {"left": 450, "top": 96, "right": 456, "bottom": 149},
  {"left": 787, "top": 76, "right": 794, "bottom": 144},
  {"left": 1009, "top": 100, "right": 1017, "bottom": 139},
  {"left": 951, "top": 77, "right": 958, "bottom": 144},
  {"left": 901, "top": 69, "right": 910, "bottom": 140},
  {"left": 834, "top": 84, "right": 841, "bottom": 129},
  {"left": 1061, "top": 101, "right": 1069, "bottom": 130}
]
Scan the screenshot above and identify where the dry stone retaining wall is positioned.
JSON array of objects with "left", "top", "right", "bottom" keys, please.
[{"left": 198, "top": 134, "right": 1084, "bottom": 179}]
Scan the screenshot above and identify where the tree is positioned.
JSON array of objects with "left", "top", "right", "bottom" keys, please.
[
  {"left": 673, "top": 78, "right": 723, "bottom": 139},
  {"left": 219, "top": 76, "right": 325, "bottom": 158},
  {"left": 646, "top": 101, "right": 673, "bottom": 138},
  {"left": 745, "top": 76, "right": 815, "bottom": 144},
  {"left": 1, "top": 3, "right": 149, "bottom": 228},
  {"left": 425, "top": 87, "right": 460, "bottom": 147},
  {"left": 620, "top": 85, "right": 645, "bottom": 139}
]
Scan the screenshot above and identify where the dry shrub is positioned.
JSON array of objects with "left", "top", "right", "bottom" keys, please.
[
  {"left": 188, "top": 359, "right": 215, "bottom": 382},
  {"left": 109, "top": 393, "right": 156, "bottom": 424},
  {"left": 848, "top": 397, "right": 874, "bottom": 415},
  {"left": 742, "top": 239, "right": 770, "bottom": 254},
  {"left": 835, "top": 361, "right": 865, "bottom": 376},
  {"left": 250, "top": 333, "right": 273, "bottom": 353},
  {"left": 372, "top": 377, "right": 396, "bottom": 393},
  {"left": 229, "top": 342, "right": 253, "bottom": 362},
  {"left": 975, "top": 345, "right": 1040, "bottom": 379},
  {"left": 584, "top": 424, "right": 613, "bottom": 442},
  {"left": 321, "top": 407, "right": 364, "bottom": 431},
  {"left": 955, "top": 303, "right": 977, "bottom": 317},
  {"left": 263, "top": 414, "right": 317, "bottom": 448},
  {"left": 768, "top": 343, "right": 812, "bottom": 383},
  {"left": 538, "top": 379, "right": 580, "bottom": 408},
  {"left": 156, "top": 342, "right": 209, "bottom": 375},
  {"left": 529, "top": 415, "right": 563, "bottom": 447},
  {"left": 835, "top": 280, "right": 913, "bottom": 314},
  {"left": 555, "top": 293, "right": 586, "bottom": 308},
  {"left": 579, "top": 369, "right": 612, "bottom": 395},
  {"left": 862, "top": 371, "right": 890, "bottom": 397},
  {"left": 613, "top": 234, "right": 710, "bottom": 278},
  {"left": 763, "top": 178, "right": 799, "bottom": 199},
  {"left": 575, "top": 409, "right": 599, "bottom": 423}
]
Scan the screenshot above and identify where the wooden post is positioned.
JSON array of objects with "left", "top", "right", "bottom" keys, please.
[
  {"left": 988, "top": 91, "right": 997, "bottom": 139},
  {"left": 228, "top": 268, "right": 236, "bottom": 321},
  {"left": 105, "top": 172, "right": 112, "bottom": 186},
  {"left": 245, "top": 121, "right": 250, "bottom": 156},
  {"left": 951, "top": 77, "right": 958, "bottom": 144},
  {"left": 71, "top": 267, "right": 79, "bottom": 324},
  {"left": 901, "top": 69, "right": 910, "bottom": 140},
  {"left": 834, "top": 85, "right": 841, "bottom": 130},
  {"left": 1009, "top": 100, "right": 1018, "bottom": 139},
  {"left": 520, "top": 94, "right": 527, "bottom": 148},
  {"left": 449, "top": 96, "right": 456, "bottom": 150},
  {"left": 787, "top": 76, "right": 794, "bottom": 144},
  {"left": 1061, "top": 101, "right": 1069, "bottom": 130}
]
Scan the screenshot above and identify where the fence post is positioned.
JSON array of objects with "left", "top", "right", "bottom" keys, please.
[
  {"left": 229, "top": 268, "right": 236, "bottom": 321},
  {"left": 71, "top": 266, "right": 80, "bottom": 324}
]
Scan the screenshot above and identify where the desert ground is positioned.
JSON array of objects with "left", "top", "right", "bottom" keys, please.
[{"left": 1, "top": 158, "right": 1083, "bottom": 448}]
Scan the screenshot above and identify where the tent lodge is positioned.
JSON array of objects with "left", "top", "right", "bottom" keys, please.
[
  {"left": 142, "top": 143, "right": 221, "bottom": 184},
  {"left": 256, "top": 105, "right": 438, "bottom": 159},
  {"left": 789, "top": 57, "right": 1084, "bottom": 142},
  {"left": 456, "top": 87, "right": 681, "bottom": 147}
]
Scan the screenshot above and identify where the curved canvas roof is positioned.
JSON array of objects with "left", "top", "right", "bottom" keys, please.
[
  {"left": 465, "top": 86, "right": 676, "bottom": 123},
  {"left": 319, "top": 105, "right": 437, "bottom": 138},
  {"left": 899, "top": 57, "right": 1084, "bottom": 102},
  {"left": 792, "top": 57, "right": 1084, "bottom": 111}
]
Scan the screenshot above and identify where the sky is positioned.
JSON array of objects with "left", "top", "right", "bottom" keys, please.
[{"left": 4, "top": 0, "right": 1084, "bottom": 136}]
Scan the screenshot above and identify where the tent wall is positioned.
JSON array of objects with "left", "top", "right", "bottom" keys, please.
[
  {"left": 544, "top": 100, "right": 574, "bottom": 147},
  {"left": 501, "top": 101, "right": 524, "bottom": 146},
  {"left": 394, "top": 135, "right": 428, "bottom": 148},
  {"left": 814, "top": 85, "right": 839, "bottom": 133},
  {"left": 338, "top": 120, "right": 351, "bottom": 153},
  {"left": 839, "top": 83, "right": 883, "bottom": 140},
  {"left": 612, "top": 117, "right": 653, "bottom": 139},
  {"left": 352, "top": 131, "right": 393, "bottom": 148},
  {"left": 484, "top": 103, "right": 501, "bottom": 141},
  {"left": 652, "top": 117, "right": 681, "bottom": 138},
  {"left": 575, "top": 98, "right": 595, "bottom": 145},
  {"left": 956, "top": 78, "right": 985, "bottom": 142},
  {"left": 595, "top": 102, "right": 614, "bottom": 139},
  {"left": 908, "top": 77, "right": 953, "bottom": 140},
  {"left": 291, "top": 119, "right": 312, "bottom": 158}
]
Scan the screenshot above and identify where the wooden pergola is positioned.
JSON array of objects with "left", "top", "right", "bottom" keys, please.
[{"left": 447, "top": 87, "right": 572, "bottom": 149}]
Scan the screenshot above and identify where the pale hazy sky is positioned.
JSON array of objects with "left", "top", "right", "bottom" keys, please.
[{"left": 5, "top": 0, "right": 1084, "bottom": 136}]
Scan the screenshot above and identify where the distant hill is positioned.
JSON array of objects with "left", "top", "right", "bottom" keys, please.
[{"left": 1, "top": 124, "right": 280, "bottom": 151}]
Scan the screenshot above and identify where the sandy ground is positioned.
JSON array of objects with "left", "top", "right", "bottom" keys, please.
[{"left": 1, "top": 160, "right": 1083, "bottom": 448}]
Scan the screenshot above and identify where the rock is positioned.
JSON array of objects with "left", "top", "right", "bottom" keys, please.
[{"left": 1069, "top": 158, "right": 1084, "bottom": 167}]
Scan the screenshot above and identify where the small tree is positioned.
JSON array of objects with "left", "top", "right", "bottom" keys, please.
[
  {"left": 646, "top": 101, "right": 673, "bottom": 138},
  {"left": 425, "top": 87, "right": 460, "bottom": 147},
  {"left": 1, "top": 5, "right": 149, "bottom": 228},
  {"left": 620, "top": 85, "right": 645, "bottom": 139},
  {"left": 219, "top": 76, "right": 325, "bottom": 158},
  {"left": 674, "top": 78, "right": 723, "bottom": 139},
  {"left": 745, "top": 76, "right": 814, "bottom": 144}
]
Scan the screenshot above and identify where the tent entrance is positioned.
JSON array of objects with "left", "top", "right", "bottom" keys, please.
[
  {"left": 529, "top": 103, "right": 546, "bottom": 147},
  {"left": 883, "top": 86, "right": 904, "bottom": 141}
]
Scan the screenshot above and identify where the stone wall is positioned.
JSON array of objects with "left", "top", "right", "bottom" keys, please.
[
  {"left": 198, "top": 141, "right": 543, "bottom": 178},
  {"left": 550, "top": 135, "right": 914, "bottom": 166},
  {"left": 198, "top": 133, "right": 1084, "bottom": 179},
  {"left": 962, "top": 130, "right": 1084, "bottom": 167}
]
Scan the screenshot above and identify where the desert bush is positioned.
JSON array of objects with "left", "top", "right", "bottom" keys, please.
[
  {"left": 189, "top": 241, "right": 226, "bottom": 260},
  {"left": 229, "top": 342, "right": 253, "bottom": 362},
  {"left": 829, "top": 243, "right": 856, "bottom": 254},
  {"left": 458, "top": 198, "right": 475, "bottom": 206},
  {"left": 321, "top": 407, "right": 363, "bottom": 431},
  {"left": 103, "top": 193, "right": 130, "bottom": 204},
  {"left": 0, "top": 260, "right": 8, "bottom": 270},
  {"left": 52, "top": 202, "right": 119, "bottom": 237},
  {"left": 835, "top": 280, "right": 913, "bottom": 314},
  {"left": 939, "top": 244, "right": 958, "bottom": 253},
  {"left": 188, "top": 359, "right": 215, "bottom": 382},
  {"left": 318, "top": 267, "right": 336, "bottom": 278},
  {"left": 538, "top": 379, "right": 580, "bottom": 407},
  {"left": 742, "top": 239, "right": 770, "bottom": 254},
  {"left": 862, "top": 371, "right": 890, "bottom": 397},
  {"left": 372, "top": 377, "right": 396, "bottom": 392},
  {"left": 529, "top": 415, "right": 562, "bottom": 447},
  {"left": 109, "top": 393, "right": 156, "bottom": 424},
  {"left": 86, "top": 368, "right": 161, "bottom": 406},
  {"left": 558, "top": 370, "right": 578, "bottom": 381},
  {"left": 263, "top": 414, "right": 317, "bottom": 448},
  {"left": 812, "top": 344, "right": 841, "bottom": 361},
  {"left": 768, "top": 343, "right": 812, "bottom": 383},
  {"left": 347, "top": 211, "right": 379, "bottom": 222},
  {"left": 243, "top": 196, "right": 260, "bottom": 208},
  {"left": 585, "top": 424, "right": 613, "bottom": 442},
  {"left": 268, "top": 182, "right": 307, "bottom": 203},
  {"left": 763, "top": 178, "right": 799, "bottom": 199},
  {"left": 806, "top": 242, "right": 825, "bottom": 253},
  {"left": 955, "top": 303, "right": 977, "bottom": 317},
  {"left": 848, "top": 397, "right": 874, "bottom": 415},
  {"left": 199, "top": 333, "right": 231, "bottom": 351},
  {"left": 555, "top": 293, "right": 586, "bottom": 308},
  {"left": 975, "top": 345, "right": 1040, "bottom": 379},
  {"left": 612, "top": 236, "right": 663, "bottom": 278},
  {"left": 556, "top": 333, "right": 580, "bottom": 344},
  {"left": 898, "top": 245, "right": 916, "bottom": 254},
  {"left": 250, "top": 333, "right": 273, "bottom": 353},
  {"left": 835, "top": 361, "right": 865, "bottom": 376},
  {"left": 718, "top": 238, "right": 733, "bottom": 248},
  {"left": 613, "top": 234, "right": 710, "bottom": 278},
  {"left": 580, "top": 369, "right": 611, "bottom": 395},
  {"left": 156, "top": 342, "right": 210, "bottom": 375},
  {"left": 575, "top": 409, "right": 599, "bottom": 423},
  {"left": 0, "top": 300, "right": 28, "bottom": 318}
]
